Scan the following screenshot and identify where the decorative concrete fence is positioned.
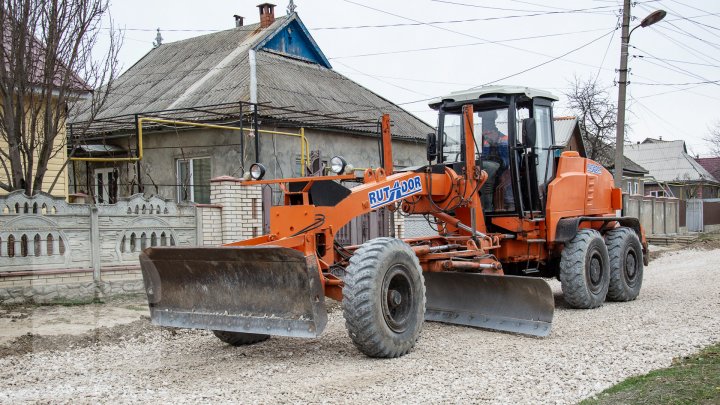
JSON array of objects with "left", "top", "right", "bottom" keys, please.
[
  {"left": 623, "top": 194, "right": 680, "bottom": 235},
  {"left": 0, "top": 191, "right": 197, "bottom": 304}
]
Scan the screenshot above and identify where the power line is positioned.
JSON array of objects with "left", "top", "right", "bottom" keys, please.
[
  {"left": 647, "top": 27, "right": 720, "bottom": 65},
  {"left": 341, "top": 0, "right": 620, "bottom": 74},
  {"left": 329, "top": 27, "right": 610, "bottom": 60},
  {"left": 633, "top": 46, "right": 720, "bottom": 86},
  {"left": 632, "top": 83, "right": 707, "bottom": 99},
  {"left": 477, "top": 29, "right": 617, "bottom": 87},
  {"left": 657, "top": 23, "right": 720, "bottom": 51},
  {"left": 111, "top": 9, "right": 617, "bottom": 34},
  {"left": 633, "top": 79, "right": 720, "bottom": 86},
  {"left": 594, "top": 14, "right": 621, "bottom": 83},
  {"left": 333, "top": 60, "right": 432, "bottom": 97},
  {"left": 667, "top": 0, "right": 720, "bottom": 18},
  {"left": 430, "top": 0, "right": 615, "bottom": 14},
  {"left": 648, "top": 2, "right": 720, "bottom": 41},
  {"left": 633, "top": 54, "right": 719, "bottom": 68}
]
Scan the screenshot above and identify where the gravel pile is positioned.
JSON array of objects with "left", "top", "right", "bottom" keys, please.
[{"left": 1, "top": 248, "right": 719, "bottom": 404}]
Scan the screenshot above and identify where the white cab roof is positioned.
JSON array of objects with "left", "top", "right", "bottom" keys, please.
[{"left": 431, "top": 85, "right": 559, "bottom": 106}]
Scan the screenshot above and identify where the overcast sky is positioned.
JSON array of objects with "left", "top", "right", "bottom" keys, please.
[{"left": 104, "top": 0, "right": 719, "bottom": 157}]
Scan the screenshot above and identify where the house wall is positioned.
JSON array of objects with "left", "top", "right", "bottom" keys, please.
[
  {"left": 69, "top": 125, "right": 426, "bottom": 202},
  {"left": 621, "top": 177, "right": 645, "bottom": 196},
  {"left": 565, "top": 132, "right": 584, "bottom": 155},
  {"left": 0, "top": 101, "right": 69, "bottom": 198}
]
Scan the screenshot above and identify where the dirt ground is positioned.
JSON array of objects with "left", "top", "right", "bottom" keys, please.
[{"left": 0, "top": 243, "right": 718, "bottom": 404}]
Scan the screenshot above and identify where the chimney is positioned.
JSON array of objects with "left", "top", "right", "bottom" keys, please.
[
  {"left": 258, "top": 3, "right": 276, "bottom": 28},
  {"left": 234, "top": 15, "right": 244, "bottom": 27}
]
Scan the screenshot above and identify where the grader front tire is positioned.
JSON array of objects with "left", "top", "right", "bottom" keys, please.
[{"left": 342, "top": 237, "right": 425, "bottom": 358}]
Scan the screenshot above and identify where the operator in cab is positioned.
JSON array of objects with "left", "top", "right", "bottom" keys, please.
[{"left": 478, "top": 109, "right": 514, "bottom": 212}]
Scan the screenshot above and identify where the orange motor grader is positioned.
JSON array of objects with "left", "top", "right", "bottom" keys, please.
[{"left": 140, "top": 86, "right": 648, "bottom": 358}]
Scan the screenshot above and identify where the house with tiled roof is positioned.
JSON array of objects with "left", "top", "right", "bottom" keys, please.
[
  {"left": 625, "top": 139, "right": 720, "bottom": 199},
  {"left": 69, "top": 3, "right": 432, "bottom": 204}
]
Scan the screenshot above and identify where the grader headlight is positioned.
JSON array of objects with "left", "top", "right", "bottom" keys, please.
[
  {"left": 330, "top": 156, "right": 347, "bottom": 174},
  {"left": 250, "top": 163, "right": 266, "bottom": 180}
]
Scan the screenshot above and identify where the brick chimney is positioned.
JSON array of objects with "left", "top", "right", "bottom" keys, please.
[
  {"left": 234, "top": 15, "right": 244, "bottom": 27},
  {"left": 257, "top": 3, "right": 276, "bottom": 28}
]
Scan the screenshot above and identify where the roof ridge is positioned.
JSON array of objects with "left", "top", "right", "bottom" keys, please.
[{"left": 160, "top": 16, "right": 288, "bottom": 48}]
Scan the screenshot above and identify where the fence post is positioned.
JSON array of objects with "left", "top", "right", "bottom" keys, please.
[
  {"left": 195, "top": 206, "right": 204, "bottom": 246},
  {"left": 90, "top": 206, "right": 102, "bottom": 286}
]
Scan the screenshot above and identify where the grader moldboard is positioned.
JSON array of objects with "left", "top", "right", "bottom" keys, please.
[{"left": 140, "top": 86, "right": 648, "bottom": 358}]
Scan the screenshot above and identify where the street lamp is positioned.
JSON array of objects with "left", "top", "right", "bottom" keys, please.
[{"left": 613, "top": 5, "right": 666, "bottom": 188}]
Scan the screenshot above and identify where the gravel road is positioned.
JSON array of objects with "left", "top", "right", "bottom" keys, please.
[{"left": 1, "top": 247, "right": 719, "bottom": 404}]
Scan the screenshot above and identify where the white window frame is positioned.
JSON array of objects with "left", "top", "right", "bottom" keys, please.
[
  {"left": 94, "top": 168, "right": 117, "bottom": 204},
  {"left": 176, "top": 157, "right": 210, "bottom": 203}
]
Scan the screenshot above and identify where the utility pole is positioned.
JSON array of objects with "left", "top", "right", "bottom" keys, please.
[
  {"left": 614, "top": 4, "right": 666, "bottom": 189},
  {"left": 614, "top": 0, "right": 631, "bottom": 189}
]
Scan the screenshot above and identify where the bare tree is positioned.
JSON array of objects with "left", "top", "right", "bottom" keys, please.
[
  {"left": 705, "top": 120, "right": 720, "bottom": 157},
  {"left": 564, "top": 76, "right": 618, "bottom": 165},
  {"left": 0, "top": 0, "right": 121, "bottom": 195}
]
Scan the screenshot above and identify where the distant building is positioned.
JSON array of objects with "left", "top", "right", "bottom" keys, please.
[
  {"left": 695, "top": 157, "right": 720, "bottom": 184},
  {"left": 553, "top": 116, "right": 586, "bottom": 156},
  {"left": 625, "top": 139, "right": 720, "bottom": 199}
]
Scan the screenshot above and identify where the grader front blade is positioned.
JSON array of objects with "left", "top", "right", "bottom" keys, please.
[
  {"left": 139, "top": 246, "right": 327, "bottom": 338},
  {"left": 424, "top": 272, "right": 554, "bottom": 337}
]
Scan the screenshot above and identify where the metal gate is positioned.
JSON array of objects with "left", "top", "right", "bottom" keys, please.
[{"left": 686, "top": 198, "right": 703, "bottom": 232}]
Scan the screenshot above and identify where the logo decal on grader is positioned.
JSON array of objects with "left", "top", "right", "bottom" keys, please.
[
  {"left": 368, "top": 175, "right": 423, "bottom": 209},
  {"left": 587, "top": 163, "right": 603, "bottom": 175}
]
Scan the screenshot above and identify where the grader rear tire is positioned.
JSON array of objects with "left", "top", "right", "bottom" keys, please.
[
  {"left": 560, "top": 229, "right": 610, "bottom": 309},
  {"left": 605, "top": 227, "right": 644, "bottom": 302},
  {"left": 342, "top": 237, "right": 425, "bottom": 358},
  {"left": 212, "top": 330, "right": 269, "bottom": 346}
]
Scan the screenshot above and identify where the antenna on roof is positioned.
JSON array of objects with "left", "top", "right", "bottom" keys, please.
[
  {"left": 153, "top": 28, "right": 163, "bottom": 48},
  {"left": 287, "top": 0, "right": 297, "bottom": 15}
]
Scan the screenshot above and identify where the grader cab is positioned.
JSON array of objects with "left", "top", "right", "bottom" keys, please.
[{"left": 140, "top": 86, "right": 648, "bottom": 358}]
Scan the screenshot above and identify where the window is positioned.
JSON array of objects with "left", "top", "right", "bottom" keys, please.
[
  {"left": 177, "top": 157, "right": 211, "bottom": 204},
  {"left": 94, "top": 168, "right": 118, "bottom": 204},
  {"left": 626, "top": 181, "right": 641, "bottom": 195},
  {"left": 649, "top": 190, "right": 666, "bottom": 198},
  {"left": 533, "top": 105, "right": 554, "bottom": 188}
]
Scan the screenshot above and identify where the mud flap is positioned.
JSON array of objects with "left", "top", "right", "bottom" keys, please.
[
  {"left": 424, "top": 272, "right": 554, "bottom": 337},
  {"left": 139, "top": 246, "right": 327, "bottom": 338}
]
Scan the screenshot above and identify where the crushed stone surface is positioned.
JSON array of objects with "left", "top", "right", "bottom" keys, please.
[{"left": 0, "top": 248, "right": 718, "bottom": 404}]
